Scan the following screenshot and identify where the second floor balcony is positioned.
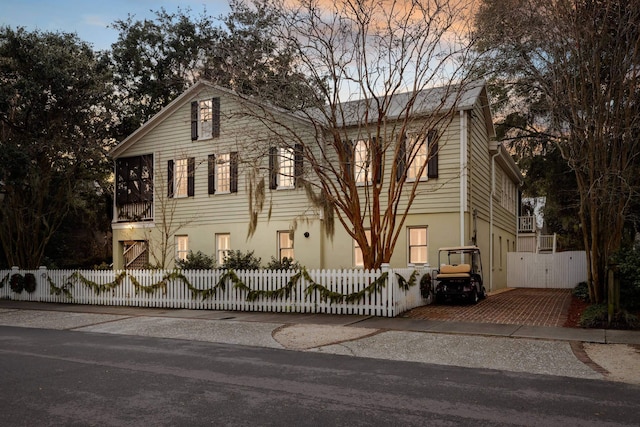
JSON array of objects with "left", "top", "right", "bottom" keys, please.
[
  {"left": 116, "top": 201, "right": 153, "bottom": 222},
  {"left": 518, "top": 216, "right": 537, "bottom": 233}
]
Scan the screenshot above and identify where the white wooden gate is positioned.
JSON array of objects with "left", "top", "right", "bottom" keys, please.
[{"left": 507, "top": 251, "right": 587, "bottom": 289}]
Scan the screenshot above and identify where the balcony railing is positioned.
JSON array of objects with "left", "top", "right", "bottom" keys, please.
[
  {"left": 117, "top": 202, "right": 153, "bottom": 222},
  {"left": 518, "top": 216, "right": 536, "bottom": 233},
  {"left": 538, "top": 234, "right": 557, "bottom": 253}
]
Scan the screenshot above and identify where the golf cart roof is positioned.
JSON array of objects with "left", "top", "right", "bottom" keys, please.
[{"left": 438, "top": 246, "right": 481, "bottom": 252}]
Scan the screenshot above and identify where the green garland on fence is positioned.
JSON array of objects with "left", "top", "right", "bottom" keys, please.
[
  {"left": 69, "top": 271, "right": 127, "bottom": 295},
  {"left": 40, "top": 268, "right": 417, "bottom": 306},
  {"left": 240, "top": 270, "right": 303, "bottom": 302},
  {"left": 128, "top": 273, "right": 168, "bottom": 295},
  {"left": 396, "top": 270, "right": 419, "bottom": 291},
  {"left": 304, "top": 270, "right": 390, "bottom": 304},
  {"left": 47, "top": 275, "right": 74, "bottom": 300},
  {"left": 0, "top": 273, "right": 8, "bottom": 289}
]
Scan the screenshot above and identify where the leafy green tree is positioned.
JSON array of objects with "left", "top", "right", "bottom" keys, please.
[
  {"left": 110, "top": 7, "right": 218, "bottom": 138},
  {"left": 0, "top": 27, "right": 114, "bottom": 269},
  {"left": 109, "top": 0, "right": 317, "bottom": 138},
  {"left": 203, "top": 0, "right": 319, "bottom": 109},
  {"left": 473, "top": 0, "right": 640, "bottom": 303}
]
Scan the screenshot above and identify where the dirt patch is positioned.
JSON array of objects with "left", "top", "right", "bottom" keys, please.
[
  {"left": 563, "top": 295, "right": 590, "bottom": 328},
  {"left": 583, "top": 343, "right": 640, "bottom": 385}
]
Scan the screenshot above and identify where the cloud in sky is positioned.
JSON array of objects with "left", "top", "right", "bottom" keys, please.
[{"left": 0, "top": 0, "right": 230, "bottom": 51}]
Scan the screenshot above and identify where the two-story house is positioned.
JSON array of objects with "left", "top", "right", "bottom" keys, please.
[{"left": 109, "top": 80, "right": 521, "bottom": 291}]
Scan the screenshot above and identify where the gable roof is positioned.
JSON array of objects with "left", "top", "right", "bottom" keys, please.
[
  {"left": 109, "top": 80, "right": 312, "bottom": 158},
  {"left": 110, "top": 80, "right": 495, "bottom": 158},
  {"left": 302, "top": 81, "right": 495, "bottom": 138}
]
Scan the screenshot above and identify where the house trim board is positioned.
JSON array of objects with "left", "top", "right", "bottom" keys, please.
[{"left": 459, "top": 110, "right": 468, "bottom": 246}]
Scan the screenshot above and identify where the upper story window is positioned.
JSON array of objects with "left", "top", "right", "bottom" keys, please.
[
  {"left": 208, "top": 152, "right": 238, "bottom": 194},
  {"left": 216, "top": 153, "right": 231, "bottom": 192},
  {"left": 191, "top": 98, "right": 220, "bottom": 140},
  {"left": 407, "top": 135, "right": 427, "bottom": 181},
  {"left": 278, "top": 147, "right": 295, "bottom": 188},
  {"left": 167, "top": 157, "right": 195, "bottom": 198},
  {"left": 345, "top": 138, "right": 380, "bottom": 185},
  {"left": 269, "top": 144, "right": 303, "bottom": 190},
  {"left": 501, "top": 173, "right": 517, "bottom": 214},
  {"left": 397, "top": 130, "right": 438, "bottom": 181},
  {"left": 354, "top": 139, "right": 371, "bottom": 184},
  {"left": 175, "top": 158, "right": 189, "bottom": 197}
]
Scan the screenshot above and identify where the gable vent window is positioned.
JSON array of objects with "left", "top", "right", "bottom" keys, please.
[{"left": 191, "top": 98, "right": 220, "bottom": 140}]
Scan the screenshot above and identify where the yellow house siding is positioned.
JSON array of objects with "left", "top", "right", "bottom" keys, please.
[{"left": 111, "top": 82, "right": 522, "bottom": 275}]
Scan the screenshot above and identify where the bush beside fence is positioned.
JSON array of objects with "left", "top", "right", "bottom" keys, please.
[{"left": 0, "top": 265, "right": 431, "bottom": 317}]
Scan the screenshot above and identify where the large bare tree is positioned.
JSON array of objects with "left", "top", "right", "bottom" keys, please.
[
  {"left": 240, "top": 0, "right": 479, "bottom": 269},
  {"left": 474, "top": 0, "right": 640, "bottom": 303}
]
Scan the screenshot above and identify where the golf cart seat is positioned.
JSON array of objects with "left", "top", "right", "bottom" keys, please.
[{"left": 437, "top": 263, "right": 471, "bottom": 279}]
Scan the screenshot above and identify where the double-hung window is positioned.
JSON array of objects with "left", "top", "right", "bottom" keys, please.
[
  {"left": 408, "top": 227, "right": 428, "bottom": 265},
  {"left": 354, "top": 229, "right": 372, "bottom": 267},
  {"left": 216, "top": 153, "right": 231, "bottom": 193},
  {"left": 174, "top": 158, "right": 188, "bottom": 197},
  {"left": 269, "top": 144, "right": 303, "bottom": 189},
  {"left": 216, "top": 233, "right": 230, "bottom": 265},
  {"left": 354, "top": 139, "right": 370, "bottom": 184},
  {"left": 168, "top": 157, "right": 195, "bottom": 198},
  {"left": 407, "top": 135, "right": 427, "bottom": 181},
  {"left": 397, "top": 130, "right": 438, "bottom": 181},
  {"left": 191, "top": 98, "right": 220, "bottom": 140},
  {"left": 208, "top": 153, "right": 238, "bottom": 194},
  {"left": 278, "top": 231, "right": 294, "bottom": 260},
  {"left": 278, "top": 147, "right": 295, "bottom": 188},
  {"left": 175, "top": 235, "right": 189, "bottom": 261}
]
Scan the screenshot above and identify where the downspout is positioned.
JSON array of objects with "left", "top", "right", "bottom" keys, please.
[
  {"left": 489, "top": 146, "right": 501, "bottom": 292},
  {"left": 459, "top": 110, "right": 468, "bottom": 247}
]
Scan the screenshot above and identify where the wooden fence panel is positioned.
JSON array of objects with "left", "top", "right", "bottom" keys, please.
[{"left": 507, "top": 251, "right": 587, "bottom": 289}]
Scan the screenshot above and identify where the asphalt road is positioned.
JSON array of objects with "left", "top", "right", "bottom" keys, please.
[{"left": 1, "top": 327, "right": 639, "bottom": 426}]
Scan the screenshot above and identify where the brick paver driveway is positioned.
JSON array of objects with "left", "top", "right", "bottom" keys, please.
[{"left": 403, "top": 288, "right": 572, "bottom": 327}]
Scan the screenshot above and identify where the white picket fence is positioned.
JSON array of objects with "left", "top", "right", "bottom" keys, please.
[{"left": 0, "top": 266, "right": 430, "bottom": 317}]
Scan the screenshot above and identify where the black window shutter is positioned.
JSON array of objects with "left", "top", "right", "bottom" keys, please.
[
  {"left": 343, "top": 140, "right": 353, "bottom": 181},
  {"left": 427, "top": 130, "right": 439, "bottom": 179},
  {"left": 115, "top": 159, "right": 127, "bottom": 205},
  {"left": 269, "top": 146, "right": 278, "bottom": 189},
  {"left": 230, "top": 152, "right": 238, "bottom": 193},
  {"left": 208, "top": 154, "right": 216, "bottom": 194},
  {"left": 396, "top": 135, "right": 406, "bottom": 181},
  {"left": 167, "top": 160, "right": 174, "bottom": 198},
  {"left": 187, "top": 157, "right": 195, "bottom": 196},
  {"left": 294, "top": 144, "right": 303, "bottom": 187},
  {"left": 191, "top": 101, "right": 198, "bottom": 141},
  {"left": 211, "top": 98, "right": 220, "bottom": 138},
  {"left": 373, "top": 137, "right": 382, "bottom": 184}
]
